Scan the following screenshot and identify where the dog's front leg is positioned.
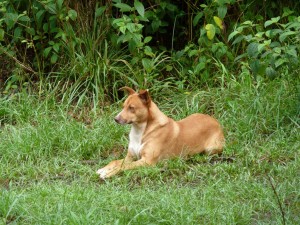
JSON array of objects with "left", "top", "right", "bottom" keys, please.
[
  {"left": 97, "top": 156, "right": 156, "bottom": 179},
  {"left": 96, "top": 152, "right": 135, "bottom": 179},
  {"left": 121, "top": 158, "right": 155, "bottom": 173}
]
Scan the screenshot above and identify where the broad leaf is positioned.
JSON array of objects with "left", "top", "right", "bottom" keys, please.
[
  {"left": 68, "top": 9, "right": 77, "bottom": 21},
  {"left": 234, "top": 53, "right": 247, "bottom": 62},
  {"left": 279, "top": 31, "right": 296, "bottom": 42},
  {"left": 205, "top": 24, "right": 215, "bottom": 40},
  {"left": 195, "top": 62, "right": 206, "bottom": 73},
  {"left": 151, "top": 20, "right": 161, "bottom": 32},
  {"left": 43, "top": 47, "right": 52, "bottom": 57},
  {"left": 142, "top": 58, "right": 153, "bottom": 73},
  {"left": 33, "top": 35, "right": 41, "bottom": 40},
  {"left": 119, "top": 26, "right": 126, "bottom": 34},
  {"left": 144, "top": 36, "right": 152, "bottom": 44},
  {"left": 214, "top": 16, "right": 223, "bottom": 30},
  {"left": 188, "top": 50, "right": 198, "bottom": 57},
  {"left": 265, "top": 29, "right": 283, "bottom": 38},
  {"left": 53, "top": 43, "right": 60, "bottom": 53},
  {"left": 242, "top": 21, "right": 253, "bottom": 26},
  {"left": 165, "top": 65, "right": 173, "bottom": 72},
  {"left": 4, "top": 13, "right": 18, "bottom": 30},
  {"left": 247, "top": 42, "right": 259, "bottom": 58},
  {"left": 273, "top": 47, "right": 281, "bottom": 55},
  {"left": 57, "top": 0, "right": 64, "bottom": 11},
  {"left": 286, "top": 48, "right": 297, "bottom": 58},
  {"left": 275, "top": 58, "right": 287, "bottom": 68},
  {"left": 249, "top": 60, "right": 261, "bottom": 74},
  {"left": 45, "top": 3, "right": 57, "bottom": 14},
  {"left": 128, "top": 40, "right": 137, "bottom": 52},
  {"left": 36, "top": 10, "right": 45, "bottom": 28},
  {"left": 126, "top": 23, "right": 136, "bottom": 33},
  {"left": 282, "top": 8, "right": 294, "bottom": 18},
  {"left": 270, "top": 41, "right": 281, "bottom": 48},
  {"left": 51, "top": 53, "right": 58, "bottom": 64},
  {"left": 95, "top": 6, "right": 107, "bottom": 17},
  {"left": 255, "top": 32, "right": 264, "bottom": 38},
  {"left": 132, "top": 33, "right": 143, "bottom": 44},
  {"left": 0, "top": 29, "right": 4, "bottom": 41},
  {"left": 286, "top": 22, "right": 300, "bottom": 29},
  {"left": 193, "top": 12, "right": 203, "bottom": 26},
  {"left": 25, "top": 27, "right": 35, "bottom": 35},
  {"left": 114, "top": 3, "right": 132, "bottom": 12},
  {"left": 18, "top": 15, "right": 30, "bottom": 22},
  {"left": 232, "top": 35, "right": 244, "bottom": 45},
  {"left": 144, "top": 46, "right": 154, "bottom": 57},
  {"left": 257, "top": 43, "right": 266, "bottom": 53},
  {"left": 264, "top": 16, "right": 280, "bottom": 27},
  {"left": 14, "top": 27, "right": 22, "bottom": 38},
  {"left": 265, "top": 66, "right": 277, "bottom": 78},
  {"left": 134, "top": 0, "right": 145, "bottom": 17},
  {"left": 228, "top": 30, "right": 239, "bottom": 42},
  {"left": 217, "top": 5, "right": 227, "bottom": 19}
]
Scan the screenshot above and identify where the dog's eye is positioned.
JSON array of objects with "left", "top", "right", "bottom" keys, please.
[{"left": 128, "top": 105, "right": 135, "bottom": 112}]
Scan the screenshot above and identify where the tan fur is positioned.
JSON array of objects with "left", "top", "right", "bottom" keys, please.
[{"left": 96, "top": 87, "right": 224, "bottom": 179}]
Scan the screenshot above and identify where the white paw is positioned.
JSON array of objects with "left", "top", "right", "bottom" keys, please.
[{"left": 96, "top": 168, "right": 107, "bottom": 179}]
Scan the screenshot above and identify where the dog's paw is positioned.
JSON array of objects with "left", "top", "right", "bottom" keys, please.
[
  {"left": 96, "top": 168, "right": 108, "bottom": 179},
  {"left": 96, "top": 160, "right": 122, "bottom": 179}
]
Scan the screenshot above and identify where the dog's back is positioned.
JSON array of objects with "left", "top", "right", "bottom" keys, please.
[
  {"left": 153, "top": 113, "right": 224, "bottom": 159},
  {"left": 176, "top": 113, "right": 224, "bottom": 155}
]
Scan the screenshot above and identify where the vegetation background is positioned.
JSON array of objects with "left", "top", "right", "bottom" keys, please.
[{"left": 0, "top": 0, "right": 299, "bottom": 224}]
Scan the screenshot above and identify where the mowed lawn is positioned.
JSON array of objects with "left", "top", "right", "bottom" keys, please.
[{"left": 1, "top": 78, "right": 299, "bottom": 224}]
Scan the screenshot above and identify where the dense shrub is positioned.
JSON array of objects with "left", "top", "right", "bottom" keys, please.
[{"left": 1, "top": 0, "right": 299, "bottom": 100}]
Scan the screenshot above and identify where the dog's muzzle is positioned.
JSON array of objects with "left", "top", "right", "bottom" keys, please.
[{"left": 114, "top": 115, "right": 128, "bottom": 125}]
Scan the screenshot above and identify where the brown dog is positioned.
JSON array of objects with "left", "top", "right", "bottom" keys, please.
[{"left": 96, "top": 87, "right": 224, "bottom": 179}]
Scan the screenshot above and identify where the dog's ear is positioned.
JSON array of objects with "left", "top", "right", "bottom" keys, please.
[
  {"left": 119, "top": 86, "right": 136, "bottom": 95},
  {"left": 138, "top": 89, "right": 151, "bottom": 106}
]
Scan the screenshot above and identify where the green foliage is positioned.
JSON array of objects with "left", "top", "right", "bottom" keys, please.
[
  {"left": 193, "top": 1, "right": 229, "bottom": 41},
  {"left": 229, "top": 10, "right": 300, "bottom": 78},
  {"left": 112, "top": 1, "right": 145, "bottom": 53},
  {"left": 1, "top": 0, "right": 300, "bottom": 101},
  {"left": 0, "top": 0, "right": 79, "bottom": 73},
  {"left": 110, "top": 1, "right": 186, "bottom": 90}
]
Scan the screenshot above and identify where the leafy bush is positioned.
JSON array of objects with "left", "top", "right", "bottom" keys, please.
[
  {"left": 229, "top": 9, "right": 300, "bottom": 78},
  {"left": 1, "top": 0, "right": 300, "bottom": 102},
  {"left": 0, "top": 0, "right": 79, "bottom": 75}
]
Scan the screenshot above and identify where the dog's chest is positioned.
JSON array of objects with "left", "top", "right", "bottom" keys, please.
[{"left": 128, "top": 125, "right": 145, "bottom": 158}]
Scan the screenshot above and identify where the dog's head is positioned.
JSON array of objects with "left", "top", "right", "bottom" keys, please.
[{"left": 114, "top": 87, "right": 151, "bottom": 125}]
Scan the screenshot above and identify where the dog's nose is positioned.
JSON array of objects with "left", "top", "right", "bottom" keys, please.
[{"left": 115, "top": 116, "right": 127, "bottom": 124}]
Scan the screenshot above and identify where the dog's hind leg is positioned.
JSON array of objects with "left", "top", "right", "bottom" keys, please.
[
  {"left": 205, "top": 147, "right": 223, "bottom": 155},
  {"left": 205, "top": 133, "right": 225, "bottom": 155}
]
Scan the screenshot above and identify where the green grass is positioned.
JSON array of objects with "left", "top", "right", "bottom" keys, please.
[{"left": 0, "top": 76, "right": 299, "bottom": 224}]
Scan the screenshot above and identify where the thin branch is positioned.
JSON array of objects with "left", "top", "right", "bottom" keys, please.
[
  {"left": 266, "top": 174, "right": 286, "bottom": 225},
  {"left": 0, "top": 46, "right": 37, "bottom": 74}
]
